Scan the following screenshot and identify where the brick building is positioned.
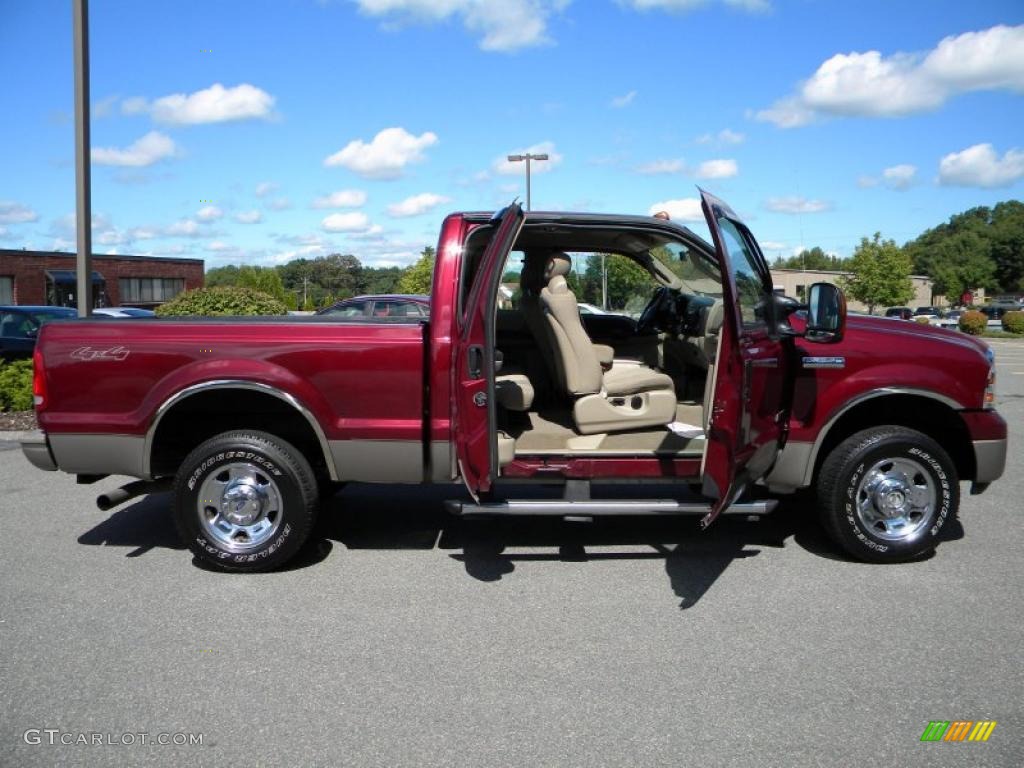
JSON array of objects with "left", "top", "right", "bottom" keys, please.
[{"left": 0, "top": 250, "right": 203, "bottom": 308}]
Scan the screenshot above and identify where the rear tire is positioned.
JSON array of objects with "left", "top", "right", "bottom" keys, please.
[
  {"left": 173, "top": 430, "right": 318, "bottom": 572},
  {"left": 816, "top": 426, "right": 958, "bottom": 563}
]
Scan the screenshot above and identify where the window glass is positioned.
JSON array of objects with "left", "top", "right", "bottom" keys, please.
[
  {"left": 715, "top": 218, "right": 768, "bottom": 328},
  {"left": 649, "top": 242, "right": 722, "bottom": 299},
  {"left": 0, "top": 276, "right": 12, "bottom": 304},
  {"left": 0, "top": 312, "right": 35, "bottom": 338},
  {"left": 386, "top": 301, "right": 423, "bottom": 318},
  {"left": 323, "top": 300, "right": 367, "bottom": 317}
]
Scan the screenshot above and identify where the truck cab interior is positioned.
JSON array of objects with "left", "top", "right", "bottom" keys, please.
[{"left": 480, "top": 219, "right": 727, "bottom": 469}]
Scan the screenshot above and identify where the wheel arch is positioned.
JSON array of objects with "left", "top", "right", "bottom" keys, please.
[
  {"left": 144, "top": 380, "right": 337, "bottom": 481},
  {"left": 805, "top": 389, "right": 974, "bottom": 488}
]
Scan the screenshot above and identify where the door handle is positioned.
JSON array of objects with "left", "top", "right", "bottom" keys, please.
[{"left": 468, "top": 345, "right": 483, "bottom": 379}]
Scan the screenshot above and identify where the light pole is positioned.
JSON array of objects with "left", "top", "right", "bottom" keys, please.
[
  {"left": 73, "top": 0, "right": 93, "bottom": 317},
  {"left": 506, "top": 152, "right": 548, "bottom": 210}
]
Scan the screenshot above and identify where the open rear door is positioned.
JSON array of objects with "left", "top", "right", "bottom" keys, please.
[
  {"left": 453, "top": 203, "right": 524, "bottom": 497},
  {"left": 699, "top": 189, "right": 790, "bottom": 528}
]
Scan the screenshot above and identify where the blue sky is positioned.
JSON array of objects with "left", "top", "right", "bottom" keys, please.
[{"left": 1, "top": 0, "right": 1022, "bottom": 268}]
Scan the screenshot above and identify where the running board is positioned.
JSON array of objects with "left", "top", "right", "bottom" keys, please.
[{"left": 445, "top": 498, "right": 778, "bottom": 518}]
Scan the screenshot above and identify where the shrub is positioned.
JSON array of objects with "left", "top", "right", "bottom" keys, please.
[
  {"left": 1002, "top": 310, "right": 1024, "bottom": 334},
  {"left": 958, "top": 310, "right": 987, "bottom": 335},
  {"left": 156, "top": 286, "right": 287, "bottom": 317},
  {"left": 0, "top": 359, "right": 34, "bottom": 412}
]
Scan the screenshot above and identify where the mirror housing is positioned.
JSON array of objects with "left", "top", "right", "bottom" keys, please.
[{"left": 805, "top": 282, "right": 846, "bottom": 343}]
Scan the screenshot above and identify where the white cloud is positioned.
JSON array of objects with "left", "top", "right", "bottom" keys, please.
[
  {"left": 648, "top": 198, "right": 704, "bottom": 222},
  {"left": 695, "top": 158, "right": 738, "bottom": 179},
  {"left": 0, "top": 201, "right": 39, "bottom": 224},
  {"left": 939, "top": 143, "right": 1024, "bottom": 188},
  {"left": 255, "top": 181, "right": 278, "bottom": 197},
  {"left": 121, "top": 97, "right": 148, "bottom": 115},
  {"left": 134, "top": 83, "right": 275, "bottom": 125},
  {"left": 763, "top": 196, "right": 832, "bottom": 214},
  {"left": 610, "top": 90, "right": 637, "bottom": 108},
  {"left": 91, "top": 131, "right": 177, "bottom": 167},
  {"left": 92, "top": 94, "right": 119, "bottom": 118},
  {"left": 493, "top": 141, "right": 563, "bottom": 175},
  {"left": 196, "top": 205, "right": 223, "bottom": 221},
  {"left": 759, "top": 240, "right": 788, "bottom": 251},
  {"left": 624, "top": 0, "right": 771, "bottom": 13},
  {"left": 881, "top": 164, "right": 917, "bottom": 190},
  {"left": 757, "top": 24, "right": 1024, "bottom": 127},
  {"left": 325, "top": 127, "right": 438, "bottom": 179},
  {"left": 696, "top": 128, "right": 745, "bottom": 145},
  {"left": 311, "top": 189, "right": 368, "bottom": 208},
  {"left": 857, "top": 175, "right": 880, "bottom": 189},
  {"left": 353, "top": 0, "right": 565, "bottom": 52},
  {"left": 165, "top": 219, "right": 208, "bottom": 238},
  {"left": 387, "top": 192, "right": 452, "bottom": 218},
  {"left": 268, "top": 197, "right": 292, "bottom": 211},
  {"left": 234, "top": 210, "right": 264, "bottom": 224},
  {"left": 635, "top": 157, "right": 737, "bottom": 178},
  {"left": 207, "top": 241, "right": 237, "bottom": 252},
  {"left": 636, "top": 159, "right": 686, "bottom": 175},
  {"left": 321, "top": 212, "right": 372, "bottom": 232}
]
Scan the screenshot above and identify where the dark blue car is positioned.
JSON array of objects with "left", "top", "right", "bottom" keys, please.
[{"left": 0, "top": 306, "right": 77, "bottom": 360}]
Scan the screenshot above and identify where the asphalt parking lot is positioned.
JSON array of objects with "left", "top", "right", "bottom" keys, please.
[{"left": 1, "top": 339, "right": 1022, "bottom": 767}]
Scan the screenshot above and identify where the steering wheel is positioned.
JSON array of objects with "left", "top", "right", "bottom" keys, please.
[{"left": 636, "top": 286, "right": 673, "bottom": 335}]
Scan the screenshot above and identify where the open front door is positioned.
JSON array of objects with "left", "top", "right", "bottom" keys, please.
[
  {"left": 699, "top": 189, "right": 790, "bottom": 528},
  {"left": 453, "top": 203, "right": 524, "bottom": 497}
]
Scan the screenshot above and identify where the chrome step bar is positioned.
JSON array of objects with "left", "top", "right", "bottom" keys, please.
[{"left": 445, "top": 498, "right": 778, "bottom": 518}]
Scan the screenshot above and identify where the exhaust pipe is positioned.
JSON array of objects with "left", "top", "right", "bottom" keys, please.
[{"left": 96, "top": 479, "right": 172, "bottom": 511}]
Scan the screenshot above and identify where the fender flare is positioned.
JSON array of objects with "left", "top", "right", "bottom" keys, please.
[{"left": 142, "top": 379, "right": 338, "bottom": 481}]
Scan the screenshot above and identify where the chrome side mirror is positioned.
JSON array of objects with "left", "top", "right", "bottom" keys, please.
[{"left": 805, "top": 282, "right": 846, "bottom": 343}]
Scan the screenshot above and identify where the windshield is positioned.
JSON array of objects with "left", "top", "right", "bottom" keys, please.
[{"left": 649, "top": 242, "right": 722, "bottom": 299}]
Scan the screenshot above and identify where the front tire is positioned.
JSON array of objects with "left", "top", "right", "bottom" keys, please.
[
  {"left": 817, "top": 426, "right": 958, "bottom": 563},
  {"left": 173, "top": 430, "right": 318, "bottom": 572}
]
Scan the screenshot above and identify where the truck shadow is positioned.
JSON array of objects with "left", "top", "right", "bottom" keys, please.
[
  {"left": 319, "top": 484, "right": 908, "bottom": 609},
  {"left": 76, "top": 483, "right": 964, "bottom": 605}
]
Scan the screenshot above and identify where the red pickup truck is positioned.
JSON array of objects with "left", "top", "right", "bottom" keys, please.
[{"left": 21, "top": 191, "right": 1007, "bottom": 571}]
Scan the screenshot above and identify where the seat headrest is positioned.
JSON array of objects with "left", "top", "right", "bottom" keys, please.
[{"left": 544, "top": 253, "right": 572, "bottom": 281}]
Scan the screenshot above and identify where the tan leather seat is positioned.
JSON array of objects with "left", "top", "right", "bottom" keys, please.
[
  {"left": 538, "top": 253, "right": 676, "bottom": 434},
  {"left": 701, "top": 300, "right": 725, "bottom": 431}
]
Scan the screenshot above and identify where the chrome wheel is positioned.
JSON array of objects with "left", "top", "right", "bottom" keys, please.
[
  {"left": 855, "top": 457, "right": 936, "bottom": 542},
  {"left": 197, "top": 462, "right": 283, "bottom": 552}
]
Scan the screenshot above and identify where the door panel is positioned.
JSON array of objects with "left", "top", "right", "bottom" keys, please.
[
  {"left": 699, "top": 190, "right": 789, "bottom": 527},
  {"left": 453, "top": 204, "right": 525, "bottom": 494}
]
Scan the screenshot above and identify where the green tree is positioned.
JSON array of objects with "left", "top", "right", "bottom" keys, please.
[
  {"left": 397, "top": 246, "right": 435, "bottom": 294},
  {"left": 361, "top": 266, "right": 404, "bottom": 295},
  {"left": 582, "top": 253, "right": 652, "bottom": 311},
  {"left": 990, "top": 200, "right": 1024, "bottom": 291},
  {"left": 771, "top": 247, "right": 848, "bottom": 271},
  {"left": 205, "top": 265, "right": 241, "bottom": 287},
  {"left": 840, "top": 233, "right": 914, "bottom": 314},
  {"left": 236, "top": 265, "right": 287, "bottom": 302}
]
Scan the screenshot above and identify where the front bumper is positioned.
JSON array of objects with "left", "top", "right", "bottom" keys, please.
[
  {"left": 962, "top": 409, "right": 1008, "bottom": 484},
  {"left": 20, "top": 430, "right": 57, "bottom": 472},
  {"left": 972, "top": 438, "right": 1007, "bottom": 484}
]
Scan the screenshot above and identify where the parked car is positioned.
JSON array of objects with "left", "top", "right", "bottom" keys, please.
[
  {"left": 316, "top": 294, "right": 429, "bottom": 319},
  {"left": 884, "top": 307, "right": 913, "bottom": 320},
  {"left": 913, "top": 306, "right": 942, "bottom": 320},
  {"left": 938, "top": 309, "right": 963, "bottom": 329},
  {"left": 21, "top": 191, "right": 1006, "bottom": 571},
  {"left": 92, "top": 307, "right": 156, "bottom": 318},
  {"left": 0, "top": 306, "right": 77, "bottom": 359},
  {"left": 577, "top": 303, "right": 609, "bottom": 316}
]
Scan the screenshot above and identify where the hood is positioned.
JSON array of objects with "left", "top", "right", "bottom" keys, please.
[{"left": 846, "top": 314, "right": 990, "bottom": 360}]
